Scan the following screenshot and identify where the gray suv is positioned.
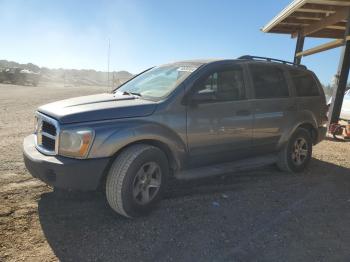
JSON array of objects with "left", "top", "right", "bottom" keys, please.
[{"left": 23, "top": 56, "right": 328, "bottom": 218}]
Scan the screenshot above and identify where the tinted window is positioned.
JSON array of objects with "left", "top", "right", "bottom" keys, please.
[
  {"left": 290, "top": 69, "right": 319, "bottom": 97},
  {"left": 250, "top": 64, "right": 289, "bottom": 99},
  {"left": 194, "top": 66, "right": 245, "bottom": 102}
]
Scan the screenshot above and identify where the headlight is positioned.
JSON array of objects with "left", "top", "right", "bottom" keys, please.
[{"left": 59, "top": 129, "right": 94, "bottom": 158}]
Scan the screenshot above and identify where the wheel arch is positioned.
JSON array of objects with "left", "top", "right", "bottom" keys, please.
[
  {"left": 97, "top": 138, "right": 182, "bottom": 190},
  {"left": 278, "top": 120, "right": 318, "bottom": 150},
  {"left": 113, "top": 139, "right": 179, "bottom": 171},
  {"left": 297, "top": 122, "right": 318, "bottom": 144}
]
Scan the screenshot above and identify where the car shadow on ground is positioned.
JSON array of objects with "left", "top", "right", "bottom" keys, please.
[
  {"left": 324, "top": 136, "right": 350, "bottom": 143},
  {"left": 38, "top": 159, "right": 350, "bottom": 262}
]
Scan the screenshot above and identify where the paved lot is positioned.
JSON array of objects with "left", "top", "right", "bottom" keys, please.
[{"left": 0, "top": 83, "right": 350, "bottom": 261}]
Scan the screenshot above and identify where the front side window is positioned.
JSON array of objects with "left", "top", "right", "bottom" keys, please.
[
  {"left": 250, "top": 64, "right": 289, "bottom": 99},
  {"left": 289, "top": 69, "right": 319, "bottom": 97},
  {"left": 116, "top": 65, "right": 198, "bottom": 100},
  {"left": 194, "top": 66, "right": 246, "bottom": 102}
]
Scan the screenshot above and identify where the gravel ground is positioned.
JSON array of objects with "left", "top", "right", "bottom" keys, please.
[{"left": 0, "top": 83, "right": 350, "bottom": 262}]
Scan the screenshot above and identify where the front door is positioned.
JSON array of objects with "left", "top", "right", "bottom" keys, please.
[{"left": 186, "top": 63, "right": 254, "bottom": 167}]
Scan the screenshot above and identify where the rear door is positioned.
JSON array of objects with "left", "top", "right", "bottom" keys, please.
[
  {"left": 186, "top": 63, "right": 254, "bottom": 167},
  {"left": 248, "top": 63, "right": 296, "bottom": 153}
]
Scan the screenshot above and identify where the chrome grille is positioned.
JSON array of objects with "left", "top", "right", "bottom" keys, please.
[
  {"left": 42, "top": 121, "right": 56, "bottom": 136},
  {"left": 35, "top": 112, "right": 60, "bottom": 155},
  {"left": 42, "top": 135, "right": 55, "bottom": 151}
]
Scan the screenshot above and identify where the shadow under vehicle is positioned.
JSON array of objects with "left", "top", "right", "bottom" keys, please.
[{"left": 37, "top": 159, "right": 350, "bottom": 261}]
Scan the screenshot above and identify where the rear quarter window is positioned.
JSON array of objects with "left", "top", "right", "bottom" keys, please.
[
  {"left": 289, "top": 69, "right": 319, "bottom": 97},
  {"left": 249, "top": 64, "right": 289, "bottom": 99}
]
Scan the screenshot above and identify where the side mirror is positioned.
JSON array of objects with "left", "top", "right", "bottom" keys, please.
[{"left": 191, "top": 90, "right": 216, "bottom": 103}]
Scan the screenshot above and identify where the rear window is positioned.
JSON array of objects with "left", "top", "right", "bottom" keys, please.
[
  {"left": 250, "top": 64, "right": 289, "bottom": 99},
  {"left": 290, "top": 69, "right": 319, "bottom": 97}
]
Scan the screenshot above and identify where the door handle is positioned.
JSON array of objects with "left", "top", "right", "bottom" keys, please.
[{"left": 236, "top": 110, "right": 251, "bottom": 116}]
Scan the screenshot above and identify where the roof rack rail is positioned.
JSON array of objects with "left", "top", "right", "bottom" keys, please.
[{"left": 238, "top": 55, "right": 307, "bottom": 69}]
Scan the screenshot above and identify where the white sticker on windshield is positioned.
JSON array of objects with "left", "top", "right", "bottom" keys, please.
[{"left": 177, "top": 66, "right": 197, "bottom": 73}]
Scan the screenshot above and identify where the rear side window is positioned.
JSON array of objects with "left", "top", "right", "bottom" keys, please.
[
  {"left": 289, "top": 69, "right": 319, "bottom": 97},
  {"left": 250, "top": 64, "right": 289, "bottom": 99}
]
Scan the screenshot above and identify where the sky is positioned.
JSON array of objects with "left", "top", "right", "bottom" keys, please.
[{"left": 0, "top": 0, "right": 342, "bottom": 84}]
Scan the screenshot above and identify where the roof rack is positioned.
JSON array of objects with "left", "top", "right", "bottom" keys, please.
[{"left": 238, "top": 55, "right": 307, "bottom": 69}]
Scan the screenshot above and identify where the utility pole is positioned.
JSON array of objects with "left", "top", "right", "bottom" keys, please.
[{"left": 107, "top": 38, "right": 111, "bottom": 91}]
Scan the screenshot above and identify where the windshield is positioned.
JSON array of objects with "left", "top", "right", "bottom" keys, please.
[{"left": 115, "top": 65, "right": 198, "bottom": 100}]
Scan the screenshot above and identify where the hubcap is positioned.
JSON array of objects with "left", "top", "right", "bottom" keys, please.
[
  {"left": 132, "top": 162, "right": 161, "bottom": 205},
  {"left": 292, "top": 137, "right": 308, "bottom": 166}
]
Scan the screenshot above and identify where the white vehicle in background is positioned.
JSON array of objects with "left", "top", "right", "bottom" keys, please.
[
  {"left": 340, "top": 90, "right": 350, "bottom": 121},
  {"left": 328, "top": 89, "right": 350, "bottom": 121}
]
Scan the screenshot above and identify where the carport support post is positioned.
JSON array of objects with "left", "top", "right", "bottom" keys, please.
[
  {"left": 294, "top": 32, "right": 305, "bottom": 65},
  {"left": 328, "top": 12, "right": 350, "bottom": 125}
]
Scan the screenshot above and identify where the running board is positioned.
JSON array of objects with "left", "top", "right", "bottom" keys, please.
[{"left": 175, "top": 154, "right": 277, "bottom": 180}]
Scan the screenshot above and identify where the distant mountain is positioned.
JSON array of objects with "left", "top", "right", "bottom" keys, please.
[{"left": 0, "top": 59, "right": 133, "bottom": 87}]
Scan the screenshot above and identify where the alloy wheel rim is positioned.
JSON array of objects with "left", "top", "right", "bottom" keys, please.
[
  {"left": 132, "top": 162, "right": 161, "bottom": 205},
  {"left": 292, "top": 137, "right": 308, "bottom": 166}
]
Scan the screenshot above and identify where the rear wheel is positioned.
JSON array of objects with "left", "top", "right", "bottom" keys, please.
[
  {"left": 106, "top": 144, "right": 168, "bottom": 218},
  {"left": 277, "top": 128, "right": 312, "bottom": 173}
]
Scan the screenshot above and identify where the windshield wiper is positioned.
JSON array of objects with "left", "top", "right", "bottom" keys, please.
[{"left": 122, "top": 91, "right": 142, "bottom": 97}]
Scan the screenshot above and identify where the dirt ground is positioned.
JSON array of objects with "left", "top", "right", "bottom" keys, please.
[{"left": 0, "top": 83, "right": 350, "bottom": 262}]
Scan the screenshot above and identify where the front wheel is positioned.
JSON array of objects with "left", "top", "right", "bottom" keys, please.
[
  {"left": 277, "top": 128, "right": 313, "bottom": 173},
  {"left": 106, "top": 144, "right": 168, "bottom": 218}
]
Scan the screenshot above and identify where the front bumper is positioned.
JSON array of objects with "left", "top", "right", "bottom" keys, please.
[{"left": 23, "top": 135, "right": 110, "bottom": 191}]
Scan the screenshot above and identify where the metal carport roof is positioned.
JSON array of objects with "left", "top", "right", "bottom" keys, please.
[
  {"left": 262, "top": 0, "right": 350, "bottom": 126},
  {"left": 262, "top": 0, "right": 350, "bottom": 39}
]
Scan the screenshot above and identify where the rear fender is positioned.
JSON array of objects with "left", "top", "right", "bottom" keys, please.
[{"left": 277, "top": 111, "right": 318, "bottom": 149}]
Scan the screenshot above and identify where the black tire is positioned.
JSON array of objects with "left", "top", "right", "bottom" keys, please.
[
  {"left": 277, "top": 128, "right": 313, "bottom": 173},
  {"left": 106, "top": 144, "right": 169, "bottom": 218}
]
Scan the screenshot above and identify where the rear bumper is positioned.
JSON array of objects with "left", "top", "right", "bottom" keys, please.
[
  {"left": 316, "top": 126, "right": 327, "bottom": 144},
  {"left": 23, "top": 135, "right": 110, "bottom": 191}
]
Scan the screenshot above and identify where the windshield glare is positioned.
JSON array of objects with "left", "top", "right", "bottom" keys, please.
[{"left": 116, "top": 65, "right": 198, "bottom": 99}]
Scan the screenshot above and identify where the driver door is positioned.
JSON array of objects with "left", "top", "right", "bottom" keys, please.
[{"left": 186, "top": 63, "right": 254, "bottom": 167}]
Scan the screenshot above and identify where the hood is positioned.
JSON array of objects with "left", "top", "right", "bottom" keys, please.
[{"left": 38, "top": 93, "right": 157, "bottom": 124}]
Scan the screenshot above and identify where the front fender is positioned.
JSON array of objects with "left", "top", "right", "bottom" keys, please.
[{"left": 88, "top": 120, "right": 187, "bottom": 168}]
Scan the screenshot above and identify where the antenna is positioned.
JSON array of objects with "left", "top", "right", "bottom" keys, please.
[{"left": 107, "top": 38, "right": 111, "bottom": 91}]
